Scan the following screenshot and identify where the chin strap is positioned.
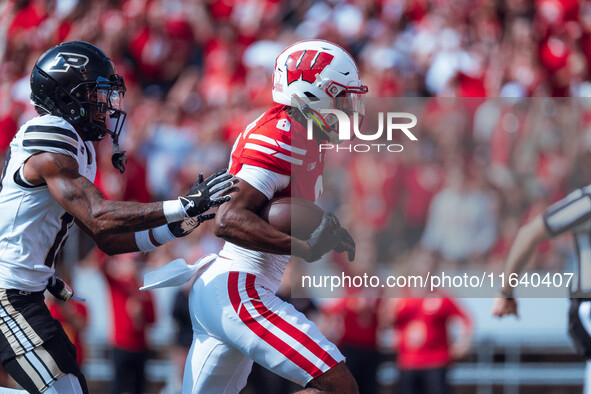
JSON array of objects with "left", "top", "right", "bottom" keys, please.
[
  {"left": 111, "top": 139, "right": 127, "bottom": 174},
  {"left": 291, "top": 94, "right": 338, "bottom": 144},
  {"left": 292, "top": 94, "right": 336, "bottom": 130}
]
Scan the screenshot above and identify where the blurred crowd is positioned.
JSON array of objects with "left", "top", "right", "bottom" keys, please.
[
  {"left": 2, "top": 0, "right": 590, "bottom": 270},
  {"left": 3, "top": 0, "right": 591, "bottom": 391},
  {"left": 324, "top": 96, "right": 587, "bottom": 281}
]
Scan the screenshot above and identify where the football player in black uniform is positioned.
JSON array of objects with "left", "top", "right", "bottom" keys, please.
[{"left": 0, "top": 41, "right": 233, "bottom": 393}]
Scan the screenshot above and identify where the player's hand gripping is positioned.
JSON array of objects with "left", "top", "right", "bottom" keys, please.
[
  {"left": 179, "top": 169, "right": 234, "bottom": 218},
  {"left": 305, "top": 212, "right": 356, "bottom": 262}
]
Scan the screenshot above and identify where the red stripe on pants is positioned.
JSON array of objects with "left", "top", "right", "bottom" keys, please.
[
  {"left": 244, "top": 273, "right": 337, "bottom": 369},
  {"left": 227, "top": 272, "right": 323, "bottom": 378}
]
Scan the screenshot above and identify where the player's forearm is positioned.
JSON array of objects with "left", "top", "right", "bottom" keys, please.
[
  {"left": 87, "top": 200, "right": 169, "bottom": 235},
  {"left": 50, "top": 174, "right": 175, "bottom": 235},
  {"left": 76, "top": 217, "right": 156, "bottom": 255},
  {"left": 501, "top": 235, "right": 537, "bottom": 295},
  {"left": 75, "top": 217, "right": 139, "bottom": 255},
  {"left": 214, "top": 207, "right": 308, "bottom": 256},
  {"left": 93, "top": 232, "right": 144, "bottom": 255},
  {"left": 501, "top": 216, "right": 550, "bottom": 295}
]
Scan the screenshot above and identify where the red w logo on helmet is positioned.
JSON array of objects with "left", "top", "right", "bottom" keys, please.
[{"left": 285, "top": 50, "right": 334, "bottom": 85}]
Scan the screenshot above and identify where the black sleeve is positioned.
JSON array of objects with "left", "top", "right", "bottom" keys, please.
[{"left": 543, "top": 189, "right": 591, "bottom": 236}]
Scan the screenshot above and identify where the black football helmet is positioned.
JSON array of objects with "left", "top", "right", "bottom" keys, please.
[{"left": 30, "top": 41, "right": 128, "bottom": 172}]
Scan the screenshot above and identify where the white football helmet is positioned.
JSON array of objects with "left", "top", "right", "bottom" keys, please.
[{"left": 272, "top": 40, "right": 368, "bottom": 143}]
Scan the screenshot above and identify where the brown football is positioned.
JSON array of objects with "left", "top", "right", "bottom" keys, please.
[{"left": 260, "top": 197, "right": 324, "bottom": 240}]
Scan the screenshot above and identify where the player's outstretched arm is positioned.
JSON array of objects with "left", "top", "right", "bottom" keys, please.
[
  {"left": 492, "top": 214, "right": 551, "bottom": 317},
  {"left": 24, "top": 152, "right": 232, "bottom": 252},
  {"left": 214, "top": 177, "right": 315, "bottom": 259},
  {"left": 30, "top": 152, "right": 167, "bottom": 233},
  {"left": 75, "top": 214, "right": 214, "bottom": 255}
]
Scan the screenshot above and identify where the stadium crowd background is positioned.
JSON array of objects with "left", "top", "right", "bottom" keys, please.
[{"left": 1, "top": 0, "right": 591, "bottom": 392}]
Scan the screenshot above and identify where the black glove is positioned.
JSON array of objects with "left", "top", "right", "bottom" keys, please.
[
  {"left": 305, "top": 212, "right": 342, "bottom": 262},
  {"left": 334, "top": 227, "right": 356, "bottom": 261},
  {"left": 167, "top": 213, "right": 216, "bottom": 237},
  {"left": 47, "top": 275, "right": 75, "bottom": 302},
  {"left": 179, "top": 169, "right": 234, "bottom": 217}
]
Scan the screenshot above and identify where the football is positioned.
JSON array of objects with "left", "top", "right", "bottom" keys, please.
[{"left": 260, "top": 197, "right": 324, "bottom": 240}]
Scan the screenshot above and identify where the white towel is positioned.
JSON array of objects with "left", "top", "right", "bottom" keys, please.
[{"left": 140, "top": 254, "right": 217, "bottom": 291}]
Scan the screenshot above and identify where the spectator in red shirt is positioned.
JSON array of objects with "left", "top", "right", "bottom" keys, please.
[
  {"left": 6, "top": 0, "right": 47, "bottom": 52},
  {"left": 322, "top": 294, "right": 382, "bottom": 394},
  {"left": 102, "top": 253, "right": 156, "bottom": 394},
  {"left": 383, "top": 290, "right": 473, "bottom": 394}
]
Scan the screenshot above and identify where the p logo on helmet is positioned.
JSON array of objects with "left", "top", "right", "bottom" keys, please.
[{"left": 48, "top": 53, "right": 90, "bottom": 73}]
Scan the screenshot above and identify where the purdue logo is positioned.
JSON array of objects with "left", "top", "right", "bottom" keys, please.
[{"left": 48, "top": 52, "right": 90, "bottom": 73}]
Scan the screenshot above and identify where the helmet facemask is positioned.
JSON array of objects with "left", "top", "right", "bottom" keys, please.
[
  {"left": 87, "top": 76, "right": 128, "bottom": 173},
  {"left": 83, "top": 76, "right": 127, "bottom": 144},
  {"left": 79, "top": 75, "right": 127, "bottom": 142}
]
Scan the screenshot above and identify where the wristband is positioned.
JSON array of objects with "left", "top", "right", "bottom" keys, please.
[
  {"left": 135, "top": 230, "right": 157, "bottom": 252},
  {"left": 163, "top": 200, "right": 186, "bottom": 223},
  {"left": 136, "top": 224, "right": 179, "bottom": 252},
  {"left": 152, "top": 224, "right": 177, "bottom": 245}
]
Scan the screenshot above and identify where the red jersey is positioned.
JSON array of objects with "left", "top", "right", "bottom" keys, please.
[
  {"left": 48, "top": 300, "right": 88, "bottom": 365},
  {"left": 325, "top": 297, "right": 381, "bottom": 349},
  {"left": 393, "top": 297, "right": 472, "bottom": 370},
  {"left": 219, "top": 105, "right": 325, "bottom": 292},
  {"left": 103, "top": 265, "right": 156, "bottom": 352},
  {"left": 228, "top": 105, "right": 325, "bottom": 202}
]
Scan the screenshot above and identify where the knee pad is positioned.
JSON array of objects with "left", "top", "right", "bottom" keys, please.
[{"left": 44, "top": 374, "right": 83, "bottom": 394}]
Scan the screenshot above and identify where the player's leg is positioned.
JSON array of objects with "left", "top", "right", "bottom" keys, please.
[
  {"left": 2, "top": 332, "right": 87, "bottom": 394},
  {"left": 298, "top": 362, "right": 358, "bottom": 393},
  {"left": 182, "top": 323, "right": 253, "bottom": 393},
  {"left": 0, "top": 290, "right": 87, "bottom": 393},
  {"left": 43, "top": 374, "right": 84, "bottom": 394},
  {"left": 220, "top": 272, "right": 357, "bottom": 393},
  {"left": 183, "top": 274, "right": 254, "bottom": 393},
  {"left": 570, "top": 299, "right": 591, "bottom": 393}
]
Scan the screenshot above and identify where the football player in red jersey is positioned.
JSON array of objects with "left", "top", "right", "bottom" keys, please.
[{"left": 179, "top": 40, "right": 368, "bottom": 393}]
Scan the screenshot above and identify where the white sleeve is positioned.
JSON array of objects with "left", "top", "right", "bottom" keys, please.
[
  {"left": 21, "top": 120, "right": 80, "bottom": 160},
  {"left": 543, "top": 189, "right": 591, "bottom": 236},
  {"left": 236, "top": 164, "right": 290, "bottom": 200}
]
